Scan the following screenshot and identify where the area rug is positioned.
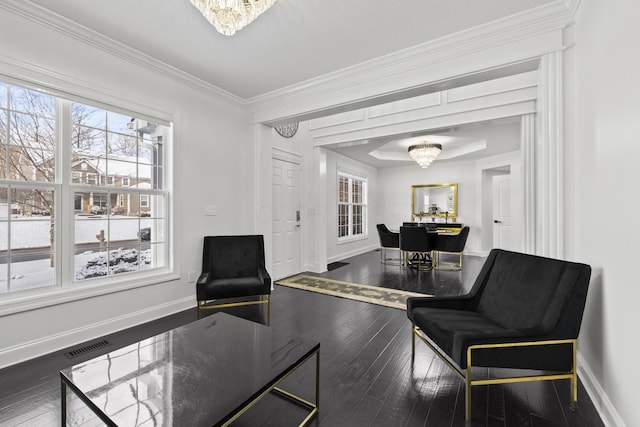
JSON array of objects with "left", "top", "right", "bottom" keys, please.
[{"left": 275, "top": 274, "right": 430, "bottom": 310}]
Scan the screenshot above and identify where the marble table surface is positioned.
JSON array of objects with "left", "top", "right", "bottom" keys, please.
[{"left": 60, "top": 312, "right": 319, "bottom": 426}]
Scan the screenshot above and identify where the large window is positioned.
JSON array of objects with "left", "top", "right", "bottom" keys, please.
[
  {"left": 337, "top": 172, "right": 367, "bottom": 239},
  {"left": 0, "top": 80, "right": 171, "bottom": 295}
]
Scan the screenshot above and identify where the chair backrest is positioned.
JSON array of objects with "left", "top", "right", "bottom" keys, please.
[
  {"left": 425, "top": 223, "right": 438, "bottom": 232},
  {"left": 399, "top": 226, "right": 436, "bottom": 252},
  {"left": 473, "top": 249, "right": 591, "bottom": 337},
  {"left": 435, "top": 226, "right": 470, "bottom": 252},
  {"left": 376, "top": 224, "right": 399, "bottom": 248},
  {"left": 202, "top": 235, "right": 265, "bottom": 279}
]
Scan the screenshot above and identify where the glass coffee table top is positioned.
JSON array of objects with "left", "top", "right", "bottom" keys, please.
[{"left": 60, "top": 312, "right": 320, "bottom": 426}]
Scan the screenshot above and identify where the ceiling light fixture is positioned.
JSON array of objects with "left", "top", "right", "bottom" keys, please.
[
  {"left": 408, "top": 143, "right": 442, "bottom": 168},
  {"left": 189, "top": 0, "right": 277, "bottom": 36}
]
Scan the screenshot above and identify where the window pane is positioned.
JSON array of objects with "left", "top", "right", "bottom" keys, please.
[
  {"left": 0, "top": 82, "right": 7, "bottom": 109},
  {"left": 0, "top": 222, "right": 6, "bottom": 251},
  {"left": 8, "top": 252, "right": 56, "bottom": 292},
  {"left": 338, "top": 176, "right": 348, "bottom": 203},
  {"left": 109, "top": 192, "right": 135, "bottom": 216},
  {"left": 0, "top": 256, "right": 7, "bottom": 293},
  {"left": 136, "top": 161, "right": 152, "bottom": 190},
  {"left": 109, "top": 218, "right": 140, "bottom": 244},
  {"left": 72, "top": 103, "right": 104, "bottom": 128},
  {"left": 352, "top": 205, "right": 363, "bottom": 235},
  {"left": 107, "top": 132, "right": 137, "bottom": 158},
  {"left": 71, "top": 124, "right": 106, "bottom": 155},
  {"left": 141, "top": 243, "right": 165, "bottom": 271},
  {"left": 107, "top": 111, "right": 137, "bottom": 136},
  {"left": 0, "top": 110, "right": 6, "bottom": 144},
  {"left": 8, "top": 146, "right": 55, "bottom": 182},
  {"left": 9, "top": 111, "right": 55, "bottom": 149},
  {"left": 352, "top": 180, "right": 362, "bottom": 203},
  {"left": 74, "top": 245, "right": 107, "bottom": 280},
  {"left": 109, "top": 248, "right": 140, "bottom": 276},
  {"left": 9, "top": 86, "right": 55, "bottom": 118},
  {"left": 75, "top": 216, "right": 109, "bottom": 248},
  {"left": 10, "top": 186, "right": 54, "bottom": 219},
  {"left": 107, "top": 158, "right": 136, "bottom": 188},
  {"left": 138, "top": 218, "right": 163, "bottom": 244},
  {"left": 338, "top": 204, "right": 348, "bottom": 238}
]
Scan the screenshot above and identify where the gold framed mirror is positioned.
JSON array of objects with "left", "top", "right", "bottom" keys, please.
[{"left": 411, "top": 183, "right": 458, "bottom": 220}]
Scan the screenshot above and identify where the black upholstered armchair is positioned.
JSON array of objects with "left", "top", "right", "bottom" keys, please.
[
  {"left": 407, "top": 249, "right": 591, "bottom": 420},
  {"left": 196, "top": 235, "right": 271, "bottom": 320},
  {"left": 399, "top": 226, "right": 437, "bottom": 270},
  {"left": 432, "top": 225, "right": 470, "bottom": 270},
  {"left": 376, "top": 224, "right": 400, "bottom": 265}
]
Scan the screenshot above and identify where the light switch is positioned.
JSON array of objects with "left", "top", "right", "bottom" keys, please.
[{"left": 204, "top": 204, "right": 218, "bottom": 216}]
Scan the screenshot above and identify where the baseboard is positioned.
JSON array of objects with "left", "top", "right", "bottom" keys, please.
[
  {"left": 0, "top": 296, "right": 194, "bottom": 369},
  {"left": 327, "top": 243, "right": 379, "bottom": 265},
  {"left": 577, "top": 352, "right": 626, "bottom": 427}
]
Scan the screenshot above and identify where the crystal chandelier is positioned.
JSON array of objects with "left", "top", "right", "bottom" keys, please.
[
  {"left": 408, "top": 143, "right": 442, "bottom": 168},
  {"left": 189, "top": 0, "right": 277, "bottom": 36}
]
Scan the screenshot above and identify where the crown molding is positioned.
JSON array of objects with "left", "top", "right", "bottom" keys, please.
[
  {"left": 563, "top": 0, "right": 581, "bottom": 15},
  {"left": 247, "top": 1, "right": 575, "bottom": 121},
  {"left": 0, "top": 0, "right": 245, "bottom": 106}
]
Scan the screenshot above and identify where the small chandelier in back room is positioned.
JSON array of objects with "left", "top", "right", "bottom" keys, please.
[
  {"left": 189, "top": 0, "right": 277, "bottom": 36},
  {"left": 408, "top": 143, "right": 442, "bottom": 168}
]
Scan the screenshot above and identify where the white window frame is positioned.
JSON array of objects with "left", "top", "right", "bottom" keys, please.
[
  {"left": 337, "top": 170, "right": 368, "bottom": 241},
  {"left": 0, "top": 76, "right": 175, "bottom": 315}
]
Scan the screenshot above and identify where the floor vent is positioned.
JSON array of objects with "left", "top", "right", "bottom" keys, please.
[{"left": 65, "top": 340, "right": 112, "bottom": 359}]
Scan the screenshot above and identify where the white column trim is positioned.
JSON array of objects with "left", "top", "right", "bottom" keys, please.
[
  {"left": 536, "top": 53, "right": 564, "bottom": 257},
  {"left": 521, "top": 113, "right": 536, "bottom": 254}
]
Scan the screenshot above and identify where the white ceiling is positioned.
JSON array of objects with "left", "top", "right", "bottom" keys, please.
[
  {"left": 26, "top": 0, "right": 552, "bottom": 100},
  {"left": 327, "top": 118, "right": 522, "bottom": 168},
  {"left": 23, "top": 0, "right": 547, "bottom": 167}
]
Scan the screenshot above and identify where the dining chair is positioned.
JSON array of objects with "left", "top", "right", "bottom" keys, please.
[
  {"left": 376, "top": 224, "right": 400, "bottom": 265},
  {"left": 399, "top": 226, "right": 437, "bottom": 271}
]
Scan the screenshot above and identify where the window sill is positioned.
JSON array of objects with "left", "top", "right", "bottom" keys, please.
[{"left": 0, "top": 270, "right": 180, "bottom": 317}]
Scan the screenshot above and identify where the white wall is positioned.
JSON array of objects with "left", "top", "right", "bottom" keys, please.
[
  {"left": 568, "top": 2, "right": 640, "bottom": 426},
  {"left": 0, "top": 8, "right": 254, "bottom": 366}
]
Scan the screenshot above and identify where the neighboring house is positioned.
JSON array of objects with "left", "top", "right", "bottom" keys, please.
[{"left": 71, "top": 155, "right": 152, "bottom": 216}]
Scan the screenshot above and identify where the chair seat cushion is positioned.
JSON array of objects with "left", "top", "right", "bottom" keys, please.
[
  {"left": 411, "top": 307, "right": 525, "bottom": 368},
  {"left": 201, "top": 277, "right": 268, "bottom": 300}
]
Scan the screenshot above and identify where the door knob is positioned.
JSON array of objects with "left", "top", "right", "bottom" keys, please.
[{"left": 494, "top": 220, "right": 502, "bottom": 224}]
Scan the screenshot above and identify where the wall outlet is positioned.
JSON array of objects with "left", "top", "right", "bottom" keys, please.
[{"left": 187, "top": 271, "right": 197, "bottom": 283}]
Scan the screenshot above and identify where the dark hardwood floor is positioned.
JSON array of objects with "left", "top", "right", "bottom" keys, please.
[{"left": 0, "top": 249, "right": 603, "bottom": 426}]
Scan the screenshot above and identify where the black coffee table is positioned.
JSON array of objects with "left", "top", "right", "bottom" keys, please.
[{"left": 60, "top": 312, "right": 320, "bottom": 426}]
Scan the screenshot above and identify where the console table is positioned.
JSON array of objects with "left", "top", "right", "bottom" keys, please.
[{"left": 60, "top": 312, "right": 319, "bottom": 426}]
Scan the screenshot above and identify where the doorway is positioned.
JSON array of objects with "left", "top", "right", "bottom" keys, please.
[
  {"left": 492, "top": 174, "right": 512, "bottom": 249},
  {"left": 271, "top": 156, "right": 302, "bottom": 280},
  {"left": 481, "top": 165, "right": 517, "bottom": 252}
]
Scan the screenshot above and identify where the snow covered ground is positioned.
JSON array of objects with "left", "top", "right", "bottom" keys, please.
[{"left": 1, "top": 214, "right": 157, "bottom": 293}]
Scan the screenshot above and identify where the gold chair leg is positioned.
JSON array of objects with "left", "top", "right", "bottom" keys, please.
[
  {"left": 466, "top": 365, "right": 472, "bottom": 420},
  {"left": 267, "top": 295, "right": 271, "bottom": 322},
  {"left": 411, "top": 325, "right": 417, "bottom": 359},
  {"left": 571, "top": 340, "right": 578, "bottom": 410}
]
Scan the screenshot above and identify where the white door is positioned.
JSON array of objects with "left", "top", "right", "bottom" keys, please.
[
  {"left": 492, "top": 175, "right": 512, "bottom": 249},
  {"left": 272, "top": 157, "right": 301, "bottom": 279}
]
